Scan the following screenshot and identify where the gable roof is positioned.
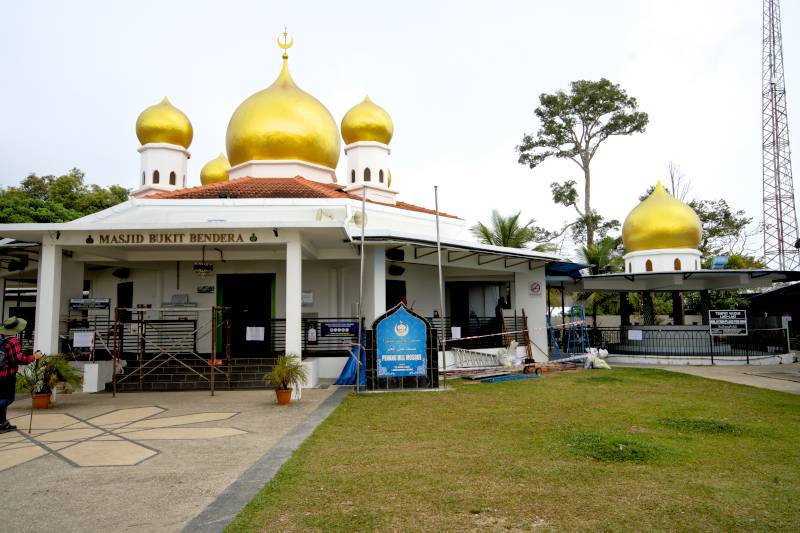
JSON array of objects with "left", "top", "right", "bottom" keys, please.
[{"left": 146, "top": 176, "right": 460, "bottom": 219}]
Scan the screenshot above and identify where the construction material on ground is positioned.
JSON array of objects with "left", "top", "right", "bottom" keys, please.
[
  {"left": 480, "top": 374, "right": 539, "bottom": 383},
  {"left": 452, "top": 348, "right": 502, "bottom": 368},
  {"left": 462, "top": 369, "right": 517, "bottom": 380}
]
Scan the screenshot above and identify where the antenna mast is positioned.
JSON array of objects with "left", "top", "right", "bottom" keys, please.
[{"left": 762, "top": 0, "right": 799, "bottom": 270}]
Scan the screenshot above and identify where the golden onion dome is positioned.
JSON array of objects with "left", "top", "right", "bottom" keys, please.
[
  {"left": 135, "top": 97, "right": 193, "bottom": 148},
  {"left": 622, "top": 181, "right": 702, "bottom": 252},
  {"left": 341, "top": 96, "right": 394, "bottom": 145},
  {"left": 200, "top": 153, "right": 231, "bottom": 185},
  {"left": 225, "top": 35, "right": 340, "bottom": 169}
]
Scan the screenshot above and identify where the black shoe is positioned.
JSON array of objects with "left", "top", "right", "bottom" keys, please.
[{"left": 0, "top": 421, "right": 16, "bottom": 433}]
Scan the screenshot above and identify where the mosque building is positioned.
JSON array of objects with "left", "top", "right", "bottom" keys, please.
[{"left": 0, "top": 33, "right": 564, "bottom": 386}]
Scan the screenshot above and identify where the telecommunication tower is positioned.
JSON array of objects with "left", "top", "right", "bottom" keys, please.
[{"left": 762, "top": 0, "right": 799, "bottom": 270}]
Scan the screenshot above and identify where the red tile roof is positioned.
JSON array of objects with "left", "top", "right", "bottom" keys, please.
[{"left": 146, "top": 176, "right": 461, "bottom": 219}]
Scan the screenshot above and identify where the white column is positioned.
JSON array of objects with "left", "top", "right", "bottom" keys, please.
[
  {"left": 35, "top": 242, "right": 63, "bottom": 354},
  {"left": 368, "top": 247, "right": 386, "bottom": 321},
  {"left": 285, "top": 234, "right": 303, "bottom": 356},
  {"left": 514, "top": 267, "right": 548, "bottom": 361}
]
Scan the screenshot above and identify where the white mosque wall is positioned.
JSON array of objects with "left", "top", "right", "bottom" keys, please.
[
  {"left": 624, "top": 248, "right": 702, "bottom": 273},
  {"left": 133, "top": 143, "right": 189, "bottom": 198},
  {"left": 227, "top": 160, "right": 336, "bottom": 183}
]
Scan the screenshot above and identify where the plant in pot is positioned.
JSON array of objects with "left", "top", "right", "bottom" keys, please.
[
  {"left": 264, "top": 354, "right": 307, "bottom": 406},
  {"left": 16, "top": 354, "right": 82, "bottom": 409}
]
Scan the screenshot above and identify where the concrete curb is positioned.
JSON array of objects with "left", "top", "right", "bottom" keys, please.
[{"left": 182, "top": 386, "right": 351, "bottom": 533}]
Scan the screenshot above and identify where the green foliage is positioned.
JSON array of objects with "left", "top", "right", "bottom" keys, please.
[
  {"left": 264, "top": 354, "right": 307, "bottom": 391},
  {"left": 471, "top": 210, "right": 557, "bottom": 249},
  {"left": 0, "top": 168, "right": 129, "bottom": 223},
  {"left": 518, "top": 78, "right": 648, "bottom": 245},
  {"left": 563, "top": 429, "right": 668, "bottom": 463},
  {"left": 684, "top": 290, "right": 751, "bottom": 312},
  {"left": 689, "top": 198, "right": 752, "bottom": 259},
  {"left": 577, "top": 236, "right": 624, "bottom": 318},
  {"left": 16, "top": 354, "right": 82, "bottom": 394}
]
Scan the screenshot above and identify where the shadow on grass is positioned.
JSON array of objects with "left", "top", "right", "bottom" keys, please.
[
  {"left": 576, "top": 375, "right": 624, "bottom": 384},
  {"left": 660, "top": 417, "right": 743, "bottom": 435},
  {"left": 562, "top": 430, "right": 670, "bottom": 463}
]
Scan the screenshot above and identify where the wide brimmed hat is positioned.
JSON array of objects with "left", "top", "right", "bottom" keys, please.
[{"left": 0, "top": 316, "right": 27, "bottom": 335}]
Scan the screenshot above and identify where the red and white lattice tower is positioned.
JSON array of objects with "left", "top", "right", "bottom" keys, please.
[{"left": 762, "top": 0, "right": 799, "bottom": 270}]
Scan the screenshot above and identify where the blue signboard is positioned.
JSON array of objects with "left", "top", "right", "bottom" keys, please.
[
  {"left": 376, "top": 306, "right": 427, "bottom": 377},
  {"left": 320, "top": 321, "right": 359, "bottom": 337}
]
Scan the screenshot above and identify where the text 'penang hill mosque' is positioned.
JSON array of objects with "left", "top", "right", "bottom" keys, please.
[{"left": 0, "top": 32, "right": 796, "bottom": 391}]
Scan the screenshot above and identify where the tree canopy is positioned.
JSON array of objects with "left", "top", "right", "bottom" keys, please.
[
  {"left": 471, "top": 210, "right": 557, "bottom": 251},
  {"left": 517, "top": 78, "right": 649, "bottom": 246},
  {"left": 0, "top": 168, "right": 128, "bottom": 223}
]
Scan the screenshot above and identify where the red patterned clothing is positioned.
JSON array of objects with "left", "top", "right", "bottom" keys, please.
[{"left": 0, "top": 337, "right": 34, "bottom": 379}]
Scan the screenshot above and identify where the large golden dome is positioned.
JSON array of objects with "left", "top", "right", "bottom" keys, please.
[
  {"left": 225, "top": 41, "right": 340, "bottom": 169},
  {"left": 341, "top": 96, "right": 394, "bottom": 145},
  {"left": 623, "top": 181, "right": 702, "bottom": 252},
  {"left": 136, "top": 97, "right": 193, "bottom": 148},
  {"left": 200, "top": 153, "right": 231, "bottom": 185}
]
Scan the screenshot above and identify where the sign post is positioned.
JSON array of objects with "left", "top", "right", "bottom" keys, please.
[
  {"left": 370, "top": 303, "right": 438, "bottom": 389},
  {"left": 708, "top": 310, "right": 748, "bottom": 365}
]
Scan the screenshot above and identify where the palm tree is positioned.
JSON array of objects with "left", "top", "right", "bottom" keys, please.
[
  {"left": 577, "top": 236, "right": 624, "bottom": 328},
  {"left": 471, "top": 210, "right": 540, "bottom": 248}
]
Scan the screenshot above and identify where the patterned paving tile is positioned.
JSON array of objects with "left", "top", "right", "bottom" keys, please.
[{"left": 0, "top": 406, "right": 244, "bottom": 471}]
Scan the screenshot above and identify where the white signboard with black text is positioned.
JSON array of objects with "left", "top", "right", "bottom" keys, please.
[{"left": 709, "top": 310, "right": 747, "bottom": 336}]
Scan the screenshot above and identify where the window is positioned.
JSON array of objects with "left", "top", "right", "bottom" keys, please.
[
  {"left": 364, "top": 168, "right": 371, "bottom": 182},
  {"left": 142, "top": 172, "right": 145, "bottom": 185},
  {"left": 645, "top": 259, "right": 653, "bottom": 272},
  {"left": 628, "top": 262, "right": 632, "bottom": 273},
  {"left": 674, "top": 258, "right": 682, "bottom": 270},
  {"left": 153, "top": 170, "right": 160, "bottom": 184},
  {"left": 351, "top": 170, "right": 356, "bottom": 183},
  {"left": 169, "top": 171, "right": 176, "bottom": 185},
  {"left": 695, "top": 260, "right": 698, "bottom": 269},
  {"left": 379, "top": 169, "right": 384, "bottom": 183}
]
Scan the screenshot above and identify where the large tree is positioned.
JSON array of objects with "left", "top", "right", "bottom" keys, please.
[
  {"left": 471, "top": 210, "right": 557, "bottom": 251},
  {"left": 517, "top": 78, "right": 649, "bottom": 247},
  {"left": 0, "top": 168, "right": 128, "bottom": 223}
]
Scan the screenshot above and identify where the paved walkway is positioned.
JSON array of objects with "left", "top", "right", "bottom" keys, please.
[
  {"left": 3, "top": 387, "right": 345, "bottom": 532},
  {"left": 627, "top": 362, "right": 800, "bottom": 395}
]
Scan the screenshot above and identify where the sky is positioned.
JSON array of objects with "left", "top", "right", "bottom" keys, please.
[{"left": 0, "top": 0, "right": 798, "bottom": 257}]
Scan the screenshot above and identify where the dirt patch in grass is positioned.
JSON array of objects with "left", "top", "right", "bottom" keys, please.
[
  {"left": 660, "top": 417, "right": 742, "bottom": 435},
  {"left": 563, "top": 429, "right": 669, "bottom": 463}
]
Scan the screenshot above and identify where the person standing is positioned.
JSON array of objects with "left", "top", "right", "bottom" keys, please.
[{"left": 0, "top": 317, "right": 38, "bottom": 433}]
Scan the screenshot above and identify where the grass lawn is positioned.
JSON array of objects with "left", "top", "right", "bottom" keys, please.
[{"left": 227, "top": 368, "right": 800, "bottom": 532}]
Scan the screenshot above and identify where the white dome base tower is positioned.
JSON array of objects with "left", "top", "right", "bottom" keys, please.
[
  {"left": 343, "top": 141, "right": 397, "bottom": 205},
  {"left": 133, "top": 143, "right": 190, "bottom": 198},
  {"left": 624, "top": 248, "right": 702, "bottom": 273}
]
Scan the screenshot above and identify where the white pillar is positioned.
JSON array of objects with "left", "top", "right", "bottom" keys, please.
[
  {"left": 285, "top": 234, "right": 303, "bottom": 356},
  {"left": 368, "top": 247, "right": 386, "bottom": 321},
  {"left": 513, "top": 267, "right": 548, "bottom": 361},
  {"left": 35, "top": 242, "right": 62, "bottom": 354}
]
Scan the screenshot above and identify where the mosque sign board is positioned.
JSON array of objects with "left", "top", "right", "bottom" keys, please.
[
  {"left": 709, "top": 310, "right": 748, "bottom": 336},
  {"left": 375, "top": 304, "right": 428, "bottom": 378}
]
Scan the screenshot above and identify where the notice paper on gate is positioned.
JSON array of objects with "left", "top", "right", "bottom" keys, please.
[{"left": 246, "top": 326, "right": 265, "bottom": 341}]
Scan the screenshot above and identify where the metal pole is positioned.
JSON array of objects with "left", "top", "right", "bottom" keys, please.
[
  {"left": 434, "top": 186, "right": 447, "bottom": 390},
  {"left": 355, "top": 186, "right": 366, "bottom": 392},
  {"left": 211, "top": 307, "right": 217, "bottom": 397}
]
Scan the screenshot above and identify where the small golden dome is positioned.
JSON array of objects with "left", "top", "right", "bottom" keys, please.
[
  {"left": 623, "top": 181, "right": 702, "bottom": 252},
  {"left": 225, "top": 36, "right": 340, "bottom": 169},
  {"left": 200, "top": 153, "right": 231, "bottom": 185},
  {"left": 341, "top": 96, "right": 393, "bottom": 145},
  {"left": 136, "top": 97, "right": 193, "bottom": 148}
]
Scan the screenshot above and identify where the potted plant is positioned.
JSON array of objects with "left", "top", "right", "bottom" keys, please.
[
  {"left": 264, "top": 354, "right": 307, "bottom": 405},
  {"left": 16, "top": 354, "right": 82, "bottom": 409}
]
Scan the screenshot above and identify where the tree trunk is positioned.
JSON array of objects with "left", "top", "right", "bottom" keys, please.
[
  {"left": 700, "top": 290, "right": 711, "bottom": 325},
  {"left": 620, "top": 292, "right": 631, "bottom": 326},
  {"left": 584, "top": 162, "right": 593, "bottom": 246},
  {"left": 672, "top": 292, "right": 684, "bottom": 326},
  {"left": 642, "top": 291, "right": 655, "bottom": 326}
]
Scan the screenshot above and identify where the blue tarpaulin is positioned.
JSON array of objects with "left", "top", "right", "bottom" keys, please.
[{"left": 335, "top": 331, "right": 367, "bottom": 386}]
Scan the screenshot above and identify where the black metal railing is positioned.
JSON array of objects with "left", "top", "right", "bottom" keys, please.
[{"left": 587, "top": 326, "right": 789, "bottom": 361}]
